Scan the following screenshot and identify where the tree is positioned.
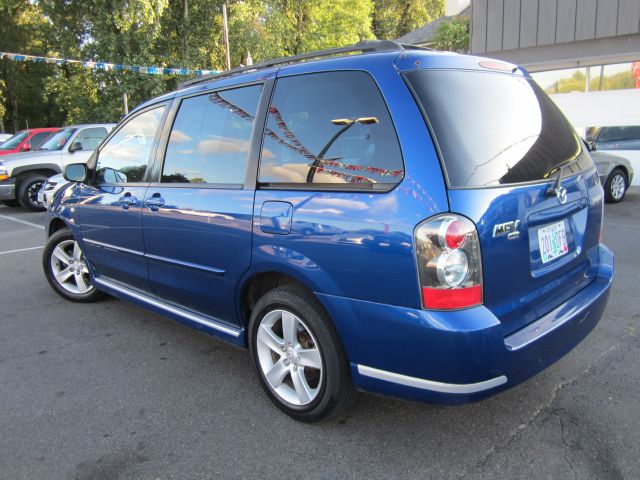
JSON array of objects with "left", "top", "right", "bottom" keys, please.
[
  {"left": 430, "top": 17, "right": 469, "bottom": 52},
  {"left": 372, "top": 0, "right": 444, "bottom": 39}
]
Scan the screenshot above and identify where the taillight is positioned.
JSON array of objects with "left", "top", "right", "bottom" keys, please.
[{"left": 415, "top": 214, "right": 483, "bottom": 310}]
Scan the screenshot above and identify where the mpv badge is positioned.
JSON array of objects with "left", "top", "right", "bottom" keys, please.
[
  {"left": 557, "top": 186, "right": 568, "bottom": 205},
  {"left": 493, "top": 220, "right": 520, "bottom": 240}
]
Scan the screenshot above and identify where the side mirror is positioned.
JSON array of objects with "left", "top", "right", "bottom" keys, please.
[
  {"left": 64, "top": 163, "right": 87, "bottom": 182},
  {"left": 69, "top": 141, "right": 83, "bottom": 153},
  {"left": 587, "top": 141, "right": 597, "bottom": 152},
  {"left": 20, "top": 144, "right": 31, "bottom": 152}
]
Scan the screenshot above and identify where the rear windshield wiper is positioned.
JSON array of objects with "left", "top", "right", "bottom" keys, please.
[{"left": 546, "top": 157, "right": 581, "bottom": 196}]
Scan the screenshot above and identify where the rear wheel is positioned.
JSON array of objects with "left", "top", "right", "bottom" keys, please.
[
  {"left": 248, "top": 285, "right": 355, "bottom": 422},
  {"left": 43, "top": 228, "right": 105, "bottom": 302},
  {"left": 17, "top": 174, "right": 47, "bottom": 211},
  {"left": 605, "top": 168, "right": 627, "bottom": 203}
]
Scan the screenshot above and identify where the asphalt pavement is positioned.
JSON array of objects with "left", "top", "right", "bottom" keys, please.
[{"left": 0, "top": 190, "right": 638, "bottom": 479}]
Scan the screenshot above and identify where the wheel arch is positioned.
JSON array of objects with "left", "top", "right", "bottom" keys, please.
[
  {"left": 13, "top": 164, "right": 61, "bottom": 188},
  {"left": 238, "top": 269, "right": 316, "bottom": 330},
  {"left": 46, "top": 217, "right": 71, "bottom": 238}
]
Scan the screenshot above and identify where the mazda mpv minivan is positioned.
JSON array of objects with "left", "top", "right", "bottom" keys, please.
[{"left": 42, "top": 41, "right": 613, "bottom": 422}]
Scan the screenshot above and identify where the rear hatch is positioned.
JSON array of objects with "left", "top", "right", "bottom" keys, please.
[{"left": 406, "top": 68, "right": 602, "bottom": 336}]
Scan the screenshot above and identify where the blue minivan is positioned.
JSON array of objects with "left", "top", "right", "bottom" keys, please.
[{"left": 42, "top": 41, "right": 613, "bottom": 421}]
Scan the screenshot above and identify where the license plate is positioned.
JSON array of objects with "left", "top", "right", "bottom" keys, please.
[{"left": 538, "top": 221, "right": 569, "bottom": 264}]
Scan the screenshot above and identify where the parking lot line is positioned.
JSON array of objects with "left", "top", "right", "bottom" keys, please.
[
  {"left": 0, "top": 246, "right": 44, "bottom": 255},
  {"left": 0, "top": 213, "right": 45, "bottom": 230}
]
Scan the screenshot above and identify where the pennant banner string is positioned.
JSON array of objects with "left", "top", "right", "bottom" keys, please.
[{"left": 0, "top": 51, "right": 218, "bottom": 77}]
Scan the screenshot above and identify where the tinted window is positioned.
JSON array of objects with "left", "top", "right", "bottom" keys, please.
[
  {"left": 74, "top": 127, "right": 109, "bottom": 151},
  {"left": 97, "top": 107, "right": 165, "bottom": 183},
  {"left": 407, "top": 70, "right": 590, "bottom": 187},
  {"left": 597, "top": 126, "right": 640, "bottom": 143},
  {"left": 258, "top": 71, "right": 404, "bottom": 188},
  {"left": 29, "top": 131, "right": 54, "bottom": 148},
  {"left": 162, "top": 84, "right": 262, "bottom": 184},
  {"left": 0, "top": 131, "right": 28, "bottom": 150},
  {"left": 39, "top": 128, "right": 76, "bottom": 151}
]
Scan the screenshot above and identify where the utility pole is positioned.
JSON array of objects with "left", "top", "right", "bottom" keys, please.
[
  {"left": 123, "top": 92, "right": 129, "bottom": 116},
  {"left": 222, "top": 3, "right": 231, "bottom": 70}
]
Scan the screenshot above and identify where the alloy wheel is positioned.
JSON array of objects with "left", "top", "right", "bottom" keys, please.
[
  {"left": 610, "top": 173, "right": 625, "bottom": 201},
  {"left": 255, "top": 309, "right": 323, "bottom": 406},
  {"left": 49, "top": 239, "right": 93, "bottom": 294}
]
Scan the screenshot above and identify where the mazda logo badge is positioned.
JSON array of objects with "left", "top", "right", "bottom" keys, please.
[{"left": 557, "top": 186, "right": 567, "bottom": 205}]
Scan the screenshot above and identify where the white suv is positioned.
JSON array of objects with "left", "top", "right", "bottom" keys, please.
[{"left": 0, "top": 124, "right": 115, "bottom": 210}]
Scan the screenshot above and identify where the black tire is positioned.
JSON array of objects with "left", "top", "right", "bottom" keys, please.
[
  {"left": 248, "top": 284, "right": 356, "bottom": 422},
  {"left": 604, "top": 168, "right": 628, "bottom": 203},
  {"left": 17, "top": 174, "right": 47, "bottom": 211},
  {"left": 1, "top": 199, "right": 20, "bottom": 207},
  {"left": 42, "top": 227, "right": 105, "bottom": 303}
]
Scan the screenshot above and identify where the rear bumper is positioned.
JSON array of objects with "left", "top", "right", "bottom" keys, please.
[
  {"left": 0, "top": 180, "right": 16, "bottom": 201},
  {"left": 316, "top": 244, "right": 613, "bottom": 404}
]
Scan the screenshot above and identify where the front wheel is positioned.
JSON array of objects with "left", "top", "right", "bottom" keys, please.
[
  {"left": 248, "top": 285, "right": 356, "bottom": 422},
  {"left": 42, "top": 228, "right": 105, "bottom": 302},
  {"left": 17, "top": 174, "right": 47, "bottom": 211},
  {"left": 605, "top": 168, "right": 627, "bottom": 203}
]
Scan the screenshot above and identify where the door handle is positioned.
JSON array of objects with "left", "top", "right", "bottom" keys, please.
[
  {"left": 118, "top": 194, "right": 138, "bottom": 209},
  {"left": 145, "top": 194, "right": 165, "bottom": 211}
]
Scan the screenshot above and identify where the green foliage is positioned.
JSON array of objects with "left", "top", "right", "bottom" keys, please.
[
  {"left": 544, "top": 69, "right": 635, "bottom": 94},
  {"left": 0, "top": 0, "right": 442, "bottom": 131},
  {"left": 372, "top": 0, "right": 444, "bottom": 39},
  {"left": 430, "top": 17, "right": 469, "bottom": 52}
]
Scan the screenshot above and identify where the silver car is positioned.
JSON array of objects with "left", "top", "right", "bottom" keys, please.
[{"left": 588, "top": 146, "right": 634, "bottom": 203}]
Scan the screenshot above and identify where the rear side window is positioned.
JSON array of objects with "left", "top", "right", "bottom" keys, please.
[
  {"left": 406, "top": 70, "right": 589, "bottom": 187},
  {"left": 162, "top": 84, "right": 262, "bottom": 184},
  {"left": 258, "top": 71, "right": 404, "bottom": 189},
  {"left": 597, "top": 126, "right": 640, "bottom": 143},
  {"left": 74, "top": 127, "right": 108, "bottom": 151}
]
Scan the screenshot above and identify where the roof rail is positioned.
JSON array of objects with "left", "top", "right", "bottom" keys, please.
[{"left": 178, "top": 40, "right": 431, "bottom": 90}]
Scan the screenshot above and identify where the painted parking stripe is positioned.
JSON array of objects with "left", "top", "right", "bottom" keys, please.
[
  {"left": 0, "top": 213, "right": 45, "bottom": 230},
  {"left": 0, "top": 245, "right": 44, "bottom": 255}
]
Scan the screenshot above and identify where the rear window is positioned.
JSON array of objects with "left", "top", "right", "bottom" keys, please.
[{"left": 406, "top": 70, "right": 589, "bottom": 187}]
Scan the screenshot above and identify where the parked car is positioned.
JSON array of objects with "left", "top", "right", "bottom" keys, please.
[
  {"left": 587, "top": 147, "right": 634, "bottom": 203},
  {"left": 0, "top": 123, "right": 114, "bottom": 210},
  {"left": 0, "top": 127, "right": 60, "bottom": 156},
  {"left": 589, "top": 125, "right": 640, "bottom": 187},
  {"left": 0, "top": 133, "right": 13, "bottom": 144},
  {"left": 37, "top": 173, "right": 66, "bottom": 208},
  {"left": 42, "top": 41, "right": 613, "bottom": 422}
]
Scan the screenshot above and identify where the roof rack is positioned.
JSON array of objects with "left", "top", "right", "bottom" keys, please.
[{"left": 178, "top": 40, "right": 431, "bottom": 90}]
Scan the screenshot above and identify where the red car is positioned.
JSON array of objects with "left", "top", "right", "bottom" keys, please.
[{"left": 0, "top": 127, "right": 60, "bottom": 156}]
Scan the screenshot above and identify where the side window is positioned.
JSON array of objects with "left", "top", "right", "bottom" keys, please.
[
  {"left": 258, "top": 71, "right": 404, "bottom": 188},
  {"left": 29, "top": 131, "right": 54, "bottom": 148},
  {"left": 162, "top": 84, "right": 263, "bottom": 184},
  {"left": 96, "top": 106, "right": 166, "bottom": 183},
  {"left": 74, "top": 127, "right": 108, "bottom": 151}
]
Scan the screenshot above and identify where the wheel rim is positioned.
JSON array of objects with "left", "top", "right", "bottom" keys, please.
[
  {"left": 27, "top": 181, "right": 44, "bottom": 207},
  {"left": 610, "top": 174, "right": 625, "bottom": 200},
  {"left": 49, "top": 239, "right": 93, "bottom": 294},
  {"left": 256, "top": 309, "right": 323, "bottom": 406}
]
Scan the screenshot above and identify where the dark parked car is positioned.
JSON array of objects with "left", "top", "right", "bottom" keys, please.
[{"left": 42, "top": 41, "right": 613, "bottom": 422}]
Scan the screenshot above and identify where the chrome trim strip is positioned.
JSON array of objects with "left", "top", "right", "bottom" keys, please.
[
  {"left": 83, "top": 239, "right": 225, "bottom": 275},
  {"left": 357, "top": 365, "right": 508, "bottom": 394},
  {"left": 94, "top": 277, "right": 241, "bottom": 338},
  {"left": 83, "top": 238, "right": 144, "bottom": 257},
  {"left": 145, "top": 253, "right": 225, "bottom": 275}
]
